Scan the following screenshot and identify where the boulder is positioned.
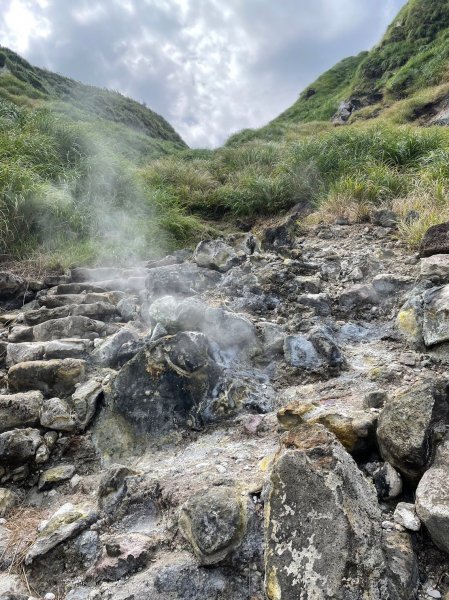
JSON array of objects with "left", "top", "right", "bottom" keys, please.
[
  {"left": 0, "top": 487, "right": 19, "bottom": 516},
  {"left": 382, "top": 530, "right": 419, "bottom": 600},
  {"left": 0, "top": 573, "right": 28, "bottom": 597},
  {"left": 422, "top": 285, "right": 449, "bottom": 346},
  {"left": 419, "top": 222, "right": 449, "bottom": 257},
  {"left": 71, "top": 379, "right": 103, "bottom": 431},
  {"left": 265, "top": 424, "right": 389, "bottom": 600},
  {"left": 90, "top": 327, "right": 139, "bottom": 367},
  {"left": 339, "top": 284, "right": 379, "bottom": 311},
  {"left": 179, "top": 487, "right": 247, "bottom": 565},
  {"left": 372, "top": 274, "right": 414, "bottom": 300},
  {"left": 24, "top": 302, "right": 117, "bottom": 326},
  {"left": 32, "top": 315, "right": 118, "bottom": 342},
  {"left": 377, "top": 380, "right": 449, "bottom": 482},
  {"left": 87, "top": 533, "right": 154, "bottom": 582},
  {"left": 194, "top": 239, "right": 243, "bottom": 272},
  {"left": 0, "top": 428, "right": 43, "bottom": 466},
  {"left": 38, "top": 464, "right": 76, "bottom": 490},
  {"left": 0, "top": 271, "right": 25, "bottom": 300},
  {"left": 102, "top": 332, "right": 221, "bottom": 442},
  {"left": 0, "top": 391, "right": 43, "bottom": 432},
  {"left": 6, "top": 339, "right": 91, "bottom": 365},
  {"left": 25, "top": 502, "right": 98, "bottom": 564},
  {"left": 204, "top": 307, "right": 258, "bottom": 358},
  {"left": 420, "top": 254, "right": 449, "bottom": 283},
  {"left": 396, "top": 294, "right": 424, "bottom": 347},
  {"left": 8, "top": 358, "right": 85, "bottom": 397},
  {"left": 40, "top": 397, "right": 77, "bottom": 432},
  {"left": 284, "top": 327, "right": 346, "bottom": 374},
  {"left": 393, "top": 503, "right": 421, "bottom": 532},
  {"left": 145, "top": 263, "right": 221, "bottom": 299}
]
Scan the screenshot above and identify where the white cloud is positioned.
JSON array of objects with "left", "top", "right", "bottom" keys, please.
[{"left": 0, "top": 0, "right": 51, "bottom": 53}]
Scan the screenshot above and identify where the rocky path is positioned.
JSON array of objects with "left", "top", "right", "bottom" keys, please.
[{"left": 0, "top": 217, "right": 449, "bottom": 599}]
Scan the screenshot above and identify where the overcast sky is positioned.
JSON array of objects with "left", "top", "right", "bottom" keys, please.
[{"left": 0, "top": 0, "right": 406, "bottom": 147}]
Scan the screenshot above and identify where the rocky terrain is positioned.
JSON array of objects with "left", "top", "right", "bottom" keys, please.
[{"left": 1, "top": 209, "right": 449, "bottom": 599}]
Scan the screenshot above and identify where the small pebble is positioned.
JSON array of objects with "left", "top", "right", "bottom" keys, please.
[
  {"left": 44, "top": 594, "right": 56, "bottom": 600},
  {"left": 426, "top": 590, "right": 442, "bottom": 599}
]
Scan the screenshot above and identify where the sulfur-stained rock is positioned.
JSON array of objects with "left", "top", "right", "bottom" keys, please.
[
  {"left": 179, "top": 487, "right": 247, "bottom": 565},
  {"left": 422, "top": 285, "right": 449, "bottom": 346},
  {"left": 265, "top": 424, "right": 389, "bottom": 600},
  {"left": 396, "top": 294, "right": 424, "bottom": 347},
  {"left": 40, "top": 397, "right": 77, "bottom": 432},
  {"left": 0, "top": 428, "right": 43, "bottom": 466},
  {"left": 25, "top": 502, "right": 98, "bottom": 564},
  {"left": 0, "top": 487, "right": 19, "bottom": 516},
  {"left": 0, "top": 391, "right": 43, "bottom": 432},
  {"left": 377, "top": 380, "right": 449, "bottom": 482},
  {"left": 8, "top": 358, "right": 85, "bottom": 397},
  {"left": 38, "top": 464, "right": 76, "bottom": 490}
]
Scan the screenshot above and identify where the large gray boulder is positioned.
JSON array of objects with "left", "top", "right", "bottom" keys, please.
[
  {"left": 284, "top": 326, "right": 346, "bottom": 374},
  {"left": 422, "top": 285, "right": 449, "bottom": 346},
  {"left": 420, "top": 254, "right": 449, "bottom": 283},
  {"left": 0, "top": 391, "right": 43, "bottom": 432},
  {"left": 0, "top": 428, "right": 43, "bottom": 466},
  {"left": 377, "top": 380, "right": 449, "bottom": 482},
  {"left": 32, "top": 316, "right": 118, "bottom": 342},
  {"left": 179, "top": 487, "right": 247, "bottom": 565},
  {"left": 194, "top": 239, "right": 243, "bottom": 273},
  {"left": 6, "top": 339, "right": 91, "bottom": 365},
  {"left": 145, "top": 263, "right": 221, "bottom": 299},
  {"left": 8, "top": 358, "right": 86, "bottom": 396},
  {"left": 90, "top": 327, "right": 139, "bottom": 367},
  {"left": 419, "top": 221, "right": 449, "bottom": 257},
  {"left": 265, "top": 424, "right": 389, "bottom": 600}
]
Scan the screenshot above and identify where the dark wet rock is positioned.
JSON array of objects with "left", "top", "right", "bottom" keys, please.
[
  {"left": 194, "top": 239, "right": 244, "bottom": 273},
  {"left": 8, "top": 358, "right": 85, "bottom": 396},
  {"left": 265, "top": 424, "right": 389, "bottom": 600},
  {"left": 0, "top": 428, "right": 43, "bottom": 466},
  {"left": 377, "top": 380, "right": 449, "bottom": 482},
  {"left": 373, "top": 462, "right": 403, "bottom": 501},
  {"left": 419, "top": 222, "right": 449, "bottom": 257},
  {"left": 0, "top": 391, "right": 43, "bottom": 432},
  {"left": 178, "top": 487, "right": 247, "bottom": 565}
]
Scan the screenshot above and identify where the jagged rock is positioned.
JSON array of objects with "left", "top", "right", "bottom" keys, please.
[
  {"left": 419, "top": 222, "right": 449, "bottom": 257},
  {"left": 145, "top": 263, "right": 221, "bottom": 299},
  {"left": 0, "top": 271, "right": 25, "bottom": 300},
  {"left": 371, "top": 209, "right": 398, "bottom": 228},
  {"left": 0, "top": 487, "right": 19, "bottom": 515},
  {"left": 364, "top": 389, "right": 388, "bottom": 409},
  {"left": 396, "top": 293, "right": 424, "bottom": 347},
  {"left": 116, "top": 297, "right": 138, "bottom": 321},
  {"left": 420, "top": 254, "right": 449, "bottom": 283},
  {"left": 38, "top": 464, "right": 76, "bottom": 490},
  {"left": 23, "top": 302, "right": 117, "bottom": 326},
  {"left": 98, "top": 464, "right": 139, "bottom": 512},
  {"left": 90, "top": 327, "right": 139, "bottom": 367},
  {"left": 179, "top": 487, "right": 247, "bottom": 565},
  {"left": 0, "top": 391, "right": 43, "bottom": 432},
  {"left": 339, "top": 284, "right": 379, "bottom": 311},
  {"left": 99, "top": 333, "right": 221, "bottom": 449},
  {"left": 73, "top": 530, "right": 101, "bottom": 567},
  {"left": 71, "top": 380, "right": 102, "bottom": 431},
  {"left": 373, "top": 463, "right": 403, "bottom": 501},
  {"left": 0, "top": 428, "right": 43, "bottom": 465},
  {"left": 422, "top": 285, "right": 449, "bottom": 346},
  {"left": 283, "top": 335, "right": 320, "bottom": 369},
  {"left": 284, "top": 326, "right": 346, "bottom": 374},
  {"left": 8, "top": 359, "right": 85, "bottom": 396},
  {"left": 40, "top": 397, "right": 77, "bottom": 432},
  {"left": 6, "top": 339, "right": 91, "bottom": 365},
  {"left": 87, "top": 533, "right": 155, "bottom": 582},
  {"left": 393, "top": 503, "right": 421, "bottom": 532},
  {"left": 372, "top": 274, "right": 414, "bottom": 299},
  {"left": 32, "top": 316, "right": 118, "bottom": 342},
  {"left": 277, "top": 401, "right": 376, "bottom": 454},
  {"left": 297, "top": 292, "right": 331, "bottom": 316},
  {"left": 25, "top": 502, "right": 98, "bottom": 564},
  {"left": 265, "top": 424, "right": 389, "bottom": 600},
  {"left": 194, "top": 239, "right": 243, "bottom": 272},
  {"left": 377, "top": 380, "right": 449, "bottom": 482},
  {"left": 382, "top": 530, "right": 419, "bottom": 600}
]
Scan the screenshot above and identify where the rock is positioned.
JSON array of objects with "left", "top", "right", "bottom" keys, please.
[
  {"left": 98, "top": 464, "right": 139, "bottom": 512},
  {"left": 6, "top": 339, "right": 91, "bottom": 366},
  {"left": 0, "top": 391, "right": 43, "bottom": 432},
  {"left": 179, "top": 487, "right": 247, "bottom": 565},
  {"left": 393, "top": 503, "right": 421, "bottom": 532},
  {"left": 116, "top": 297, "right": 138, "bottom": 321},
  {"left": 265, "top": 424, "right": 389, "bottom": 600},
  {"left": 71, "top": 380, "right": 102, "bottom": 431},
  {"left": 194, "top": 239, "right": 243, "bottom": 273},
  {"left": 25, "top": 502, "right": 98, "bottom": 564},
  {"left": 371, "top": 209, "right": 399, "bottom": 228},
  {"left": 364, "top": 389, "right": 388, "bottom": 409},
  {"left": 297, "top": 292, "right": 331, "bottom": 316},
  {"left": 396, "top": 294, "right": 424, "bottom": 347},
  {"left": 90, "top": 328, "right": 139, "bottom": 367},
  {"left": 422, "top": 285, "right": 449, "bottom": 346},
  {"left": 0, "top": 428, "right": 43, "bottom": 466},
  {"left": 146, "top": 296, "right": 180, "bottom": 329},
  {"left": 420, "top": 254, "right": 449, "bottom": 283},
  {"left": 294, "top": 275, "right": 322, "bottom": 294},
  {"left": 277, "top": 401, "right": 376, "bottom": 454},
  {"left": 308, "top": 326, "right": 347, "bottom": 371},
  {"left": 0, "top": 271, "right": 26, "bottom": 301},
  {"left": 284, "top": 327, "right": 346, "bottom": 374},
  {"left": 24, "top": 303, "right": 117, "bottom": 326},
  {"left": 145, "top": 263, "right": 221, "bottom": 299},
  {"left": 74, "top": 530, "right": 100, "bottom": 566},
  {"left": 377, "top": 380, "right": 449, "bottom": 481},
  {"left": 8, "top": 359, "right": 85, "bottom": 396},
  {"left": 150, "top": 322, "right": 168, "bottom": 341},
  {"left": 0, "top": 487, "right": 19, "bottom": 515},
  {"left": 373, "top": 463, "right": 403, "bottom": 501},
  {"left": 420, "top": 222, "right": 449, "bottom": 257},
  {"left": 339, "top": 284, "right": 379, "bottom": 311},
  {"left": 382, "top": 530, "right": 419, "bottom": 600},
  {"left": 87, "top": 533, "right": 154, "bottom": 582},
  {"left": 101, "top": 332, "right": 221, "bottom": 446},
  {"left": 0, "top": 573, "right": 28, "bottom": 597},
  {"left": 38, "top": 464, "right": 76, "bottom": 490},
  {"left": 372, "top": 274, "right": 414, "bottom": 299},
  {"left": 63, "top": 588, "right": 91, "bottom": 600},
  {"left": 40, "top": 398, "right": 77, "bottom": 432},
  {"left": 71, "top": 266, "right": 147, "bottom": 282},
  {"left": 32, "top": 316, "right": 118, "bottom": 342},
  {"left": 205, "top": 308, "right": 258, "bottom": 358}
]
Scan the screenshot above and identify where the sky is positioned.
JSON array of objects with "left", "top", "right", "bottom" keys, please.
[{"left": 0, "top": 0, "right": 406, "bottom": 148}]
